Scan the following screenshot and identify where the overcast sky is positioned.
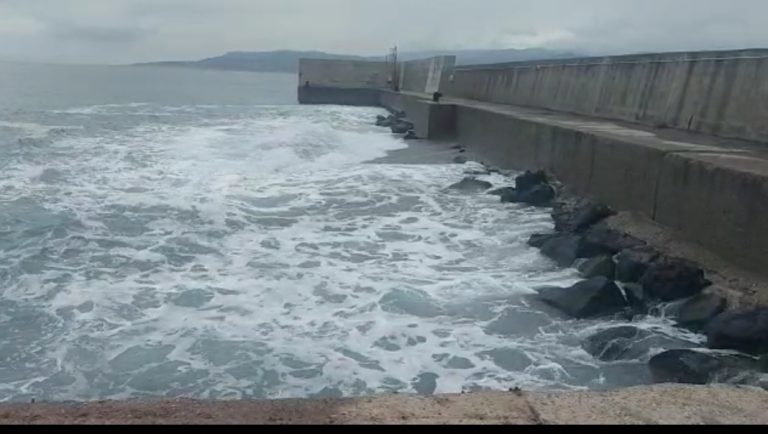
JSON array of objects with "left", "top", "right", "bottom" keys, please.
[{"left": 1, "top": 0, "right": 766, "bottom": 64}]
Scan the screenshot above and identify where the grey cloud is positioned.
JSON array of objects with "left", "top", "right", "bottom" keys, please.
[{"left": 0, "top": 0, "right": 765, "bottom": 64}]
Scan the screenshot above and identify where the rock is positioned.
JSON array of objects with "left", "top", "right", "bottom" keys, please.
[
  {"left": 622, "top": 283, "right": 648, "bottom": 314},
  {"left": 448, "top": 177, "right": 493, "bottom": 193},
  {"left": 707, "top": 308, "right": 768, "bottom": 355},
  {"left": 376, "top": 115, "right": 387, "bottom": 122},
  {"left": 640, "top": 258, "right": 711, "bottom": 302},
  {"left": 404, "top": 131, "right": 418, "bottom": 140},
  {"left": 487, "top": 187, "right": 516, "bottom": 197},
  {"left": 649, "top": 349, "right": 758, "bottom": 385},
  {"left": 390, "top": 120, "right": 414, "bottom": 134},
  {"left": 552, "top": 200, "right": 616, "bottom": 233},
  {"left": 539, "top": 234, "right": 584, "bottom": 267},
  {"left": 581, "top": 225, "right": 646, "bottom": 256},
  {"left": 450, "top": 144, "right": 464, "bottom": 151},
  {"left": 527, "top": 233, "right": 558, "bottom": 249},
  {"left": 512, "top": 183, "right": 555, "bottom": 207},
  {"left": 453, "top": 156, "right": 468, "bottom": 164},
  {"left": 515, "top": 170, "right": 548, "bottom": 193},
  {"left": 582, "top": 326, "right": 654, "bottom": 361},
  {"left": 537, "top": 277, "right": 628, "bottom": 319},
  {"left": 615, "top": 247, "right": 660, "bottom": 283},
  {"left": 578, "top": 255, "right": 616, "bottom": 279},
  {"left": 673, "top": 293, "right": 727, "bottom": 331}
]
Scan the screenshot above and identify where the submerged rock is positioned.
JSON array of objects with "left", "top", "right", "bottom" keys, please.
[
  {"left": 404, "top": 131, "right": 418, "bottom": 140},
  {"left": 649, "top": 349, "right": 758, "bottom": 385},
  {"left": 448, "top": 177, "right": 493, "bottom": 193},
  {"left": 528, "top": 233, "right": 558, "bottom": 249},
  {"left": 578, "top": 255, "right": 616, "bottom": 279},
  {"left": 488, "top": 187, "right": 516, "bottom": 197},
  {"left": 582, "top": 326, "right": 653, "bottom": 361},
  {"left": 622, "top": 283, "right": 649, "bottom": 314},
  {"left": 537, "top": 277, "right": 628, "bottom": 319},
  {"left": 539, "top": 234, "right": 585, "bottom": 267},
  {"left": 640, "top": 258, "right": 711, "bottom": 302},
  {"left": 615, "top": 247, "right": 660, "bottom": 283},
  {"left": 453, "top": 156, "right": 468, "bottom": 164},
  {"left": 672, "top": 293, "right": 727, "bottom": 331},
  {"left": 707, "top": 308, "right": 768, "bottom": 355}
]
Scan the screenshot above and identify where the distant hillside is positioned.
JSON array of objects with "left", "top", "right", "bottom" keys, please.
[{"left": 132, "top": 49, "right": 582, "bottom": 73}]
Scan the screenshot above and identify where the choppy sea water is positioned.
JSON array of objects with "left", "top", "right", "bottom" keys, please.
[{"left": 0, "top": 64, "right": 704, "bottom": 402}]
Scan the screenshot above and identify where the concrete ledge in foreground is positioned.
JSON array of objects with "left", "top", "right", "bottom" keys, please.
[{"left": 1, "top": 385, "right": 767, "bottom": 424}]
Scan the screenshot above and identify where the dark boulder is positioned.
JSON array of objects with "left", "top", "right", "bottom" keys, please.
[
  {"left": 537, "top": 277, "right": 628, "bottom": 319},
  {"left": 404, "top": 131, "right": 418, "bottom": 140},
  {"left": 447, "top": 177, "right": 493, "bottom": 193},
  {"left": 649, "top": 349, "right": 758, "bottom": 385},
  {"left": 581, "top": 225, "right": 646, "bottom": 257},
  {"left": 615, "top": 247, "right": 660, "bottom": 283},
  {"left": 390, "top": 120, "right": 414, "bottom": 134},
  {"left": 539, "top": 234, "right": 584, "bottom": 267},
  {"left": 453, "top": 156, "right": 468, "bottom": 164},
  {"left": 707, "top": 308, "right": 768, "bottom": 355},
  {"left": 640, "top": 258, "right": 711, "bottom": 302},
  {"left": 552, "top": 200, "right": 616, "bottom": 233},
  {"left": 515, "top": 170, "right": 548, "bottom": 193},
  {"left": 527, "top": 233, "right": 558, "bottom": 249},
  {"left": 578, "top": 255, "right": 616, "bottom": 279},
  {"left": 672, "top": 293, "right": 727, "bottom": 331},
  {"left": 622, "top": 283, "right": 649, "bottom": 314},
  {"left": 487, "top": 187, "right": 516, "bottom": 197},
  {"left": 582, "top": 326, "right": 653, "bottom": 361},
  {"left": 513, "top": 183, "right": 556, "bottom": 207}
]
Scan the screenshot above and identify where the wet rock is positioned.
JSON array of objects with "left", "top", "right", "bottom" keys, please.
[
  {"left": 453, "top": 156, "right": 468, "bottom": 164},
  {"left": 537, "top": 277, "right": 628, "bottom": 319},
  {"left": 707, "top": 308, "right": 768, "bottom": 355},
  {"left": 539, "top": 234, "right": 584, "bottom": 267},
  {"left": 390, "top": 120, "right": 414, "bottom": 134},
  {"left": 640, "top": 258, "right": 711, "bottom": 302},
  {"left": 515, "top": 170, "right": 548, "bottom": 193},
  {"left": 528, "top": 233, "right": 558, "bottom": 249},
  {"left": 582, "top": 326, "right": 654, "bottom": 361},
  {"left": 581, "top": 224, "right": 646, "bottom": 256},
  {"left": 505, "top": 183, "right": 555, "bottom": 207},
  {"left": 649, "top": 349, "right": 758, "bottom": 385},
  {"left": 622, "top": 283, "right": 648, "bottom": 314},
  {"left": 450, "top": 144, "right": 464, "bottom": 151},
  {"left": 672, "top": 293, "right": 727, "bottom": 331},
  {"left": 448, "top": 177, "right": 493, "bottom": 193},
  {"left": 376, "top": 116, "right": 395, "bottom": 127},
  {"left": 487, "top": 187, "right": 516, "bottom": 197},
  {"left": 552, "top": 200, "right": 616, "bottom": 233},
  {"left": 615, "top": 247, "right": 660, "bottom": 283},
  {"left": 403, "top": 130, "right": 418, "bottom": 140},
  {"left": 539, "top": 233, "right": 612, "bottom": 267},
  {"left": 578, "top": 255, "right": 616, "bottom": 279}
]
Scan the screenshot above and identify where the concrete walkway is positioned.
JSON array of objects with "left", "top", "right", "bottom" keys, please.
[{"left": 1, "top": 385, "right": 767, "bottom": 424}]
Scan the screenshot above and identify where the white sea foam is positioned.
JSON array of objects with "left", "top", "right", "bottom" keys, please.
[{"left": 0, "top": 103, "right": 705, "bottom": 402}]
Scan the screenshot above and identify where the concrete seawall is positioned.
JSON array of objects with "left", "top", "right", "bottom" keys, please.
[
  {"left": 445, "top": 49, "right": 768, "bottom": 144},
  {"left": 376, "top": 90, "right": 768, "bottom": 277},
  {"left": 297, "top": 49, "right": 768, "bottom": 279}
]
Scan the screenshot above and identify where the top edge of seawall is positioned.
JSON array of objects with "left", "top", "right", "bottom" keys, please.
[{"left": 454, "top": 48, "right": 768, "bottom": 70}]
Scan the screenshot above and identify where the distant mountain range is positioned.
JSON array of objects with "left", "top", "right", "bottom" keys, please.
[{"left": 131, "top": 48, "right": 582, "bottom": 73}]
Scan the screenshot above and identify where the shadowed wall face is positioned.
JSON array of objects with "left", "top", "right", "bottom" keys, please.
[
  {"left": 299, "top": 59, "right": 392, "bottom": 89},
  {"left": 445, "top": 49, "right": 768, "bottom": 144}
]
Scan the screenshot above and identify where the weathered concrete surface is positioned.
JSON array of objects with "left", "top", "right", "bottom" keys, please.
[
  {"left": 445, "top": 49, "right": 768, "bottom": 144},
  {"left": 399, "top": 56, "right": 456, "bottom": 94},
  {"left": 2, "top": 385, "right": 766, "bottom": 424}
]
